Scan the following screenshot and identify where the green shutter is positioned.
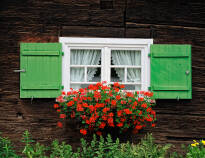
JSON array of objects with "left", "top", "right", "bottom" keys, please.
[
  {"left": 20, "top": 43, "right": 62, "bottom": 98},
  {"left": 150, "top": 44, "right": 192, "bottom": 99}
]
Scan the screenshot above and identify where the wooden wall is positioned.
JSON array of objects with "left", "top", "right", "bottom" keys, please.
[{"left": 0, "top": 0, "right": 205, "bottom": 153}]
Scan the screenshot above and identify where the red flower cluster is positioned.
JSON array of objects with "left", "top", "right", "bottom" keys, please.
[{"left": 54, "top": 82, "right": 156, "bottom": 135}]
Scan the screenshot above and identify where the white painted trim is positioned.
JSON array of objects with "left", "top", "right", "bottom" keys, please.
[
  {"left": 59, "top": 37, "right": 153, "bottom": 45},
  {"left": 59, "top": 37, "right": 153, "bottom": 92}
]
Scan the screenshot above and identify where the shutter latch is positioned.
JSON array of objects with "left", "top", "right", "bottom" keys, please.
[{"left": 14, "top": 69, "right": 26, "bottom": 72}]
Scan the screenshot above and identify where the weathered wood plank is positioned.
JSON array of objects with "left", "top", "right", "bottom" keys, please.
[
  {"left": 0, "top": 7, "right": 124, "bottom": 27},
  {"left": 126, "top": 1, "right": 205, "bottom": 27},
  {"left": 61, "top": 26, "right": 125, "bottom": 37}
]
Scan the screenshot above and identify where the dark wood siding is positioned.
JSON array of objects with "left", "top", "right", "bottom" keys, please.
[{"left": 0, "top": 0, "right": 205, "bottom": 153}]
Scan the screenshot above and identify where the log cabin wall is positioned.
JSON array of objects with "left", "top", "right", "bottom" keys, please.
[{"left": 0, "top": 0, "right": 205, "bottom": 153}]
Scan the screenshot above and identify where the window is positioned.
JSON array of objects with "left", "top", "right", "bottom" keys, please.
[{"left": 60, "top": 37, "right": 153, "bottom": 92}]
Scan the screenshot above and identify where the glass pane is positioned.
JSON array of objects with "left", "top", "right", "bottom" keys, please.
[
  {"left": 127, "top": 68, "right": 141, "bottom": 82},
  {"left": 111, "top": 68, "right": 124, "bottom": 82},
  {"left": 111, "top": 50, "right": 141, "bottom": 66},
  {"left": 70, "top": 84, "right": 90, "bottom": 90},
  {"left": 124, "top": 84, "right": 141, "bottom": 90},
  {"left": 87, "top": 67, "right": 101, "bottom": 82},
  {"left": 70, "top": 67, "right": 84, "bottom": 82},
  {"left": 70, "top": 49, "right": 101, "bottom": 65}
]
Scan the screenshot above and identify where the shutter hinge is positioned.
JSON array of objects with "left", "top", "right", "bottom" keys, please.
[
  {"left": 148, "top": 53, "right": 151, "bottom": 57},
  {"left": 148, "top": 87, "right": 151, "bottom": 91},
  {"left": 61, "top": 85, "right": 64, "bottom": 90},
  {"left": 61, "top": 52, "right": 64, "bottom": 56}
]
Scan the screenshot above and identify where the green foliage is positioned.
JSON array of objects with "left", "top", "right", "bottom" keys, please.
[
  {"left": 0, "top": 132, "right": 19, "bottom": 158},
  {"left": 21, "top": 130, "right": 48, "bottom": 158},
  {"left": 185, "top": 140, "right": 205, "bottom": 158},
  {"left": 119, "top": 134, "right": 171, "bottom": 158},
  {"left": 50, "top": 139, "right": 79, "bottom": 158},
  {"left": 78, "top": 134, "right": 120, "bottom": 158},
  {"left": 136, "top": 134, "right": 171, "bottom": 158},
  {"left": 3, "top": 130, "right": 205, "bottom": 158}
]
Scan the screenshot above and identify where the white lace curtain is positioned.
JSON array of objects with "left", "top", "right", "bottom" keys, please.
[
  {"left": 70, "top": 49, "right": 101, "bottom": 85},
  {"left": 111, "top": 50, "right": 141, "bottom": 82}
]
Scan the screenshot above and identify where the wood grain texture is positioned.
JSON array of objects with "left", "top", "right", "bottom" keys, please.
[{"left": 0, "top": 0, "right": 205, "bottom": 154}]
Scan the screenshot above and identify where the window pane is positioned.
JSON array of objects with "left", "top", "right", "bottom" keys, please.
[
  {"left": 111, "top": 50, "right": 141, "bottom": 66},
  {"left": 127, "top": 68, "right": 141, "bottom": 82},
  {"left": 70, "top": 49, "right": 101, "bottom": 65},
  {"left": 111, "top": 68, "right": 124, "bottom": 82},
  {"left": 124, "top": 84, "right": 141, "bottom": 90},
  {"left": 70, "top": 84, "right": 90, "bottom": 90},
  {"left": 87, "top": 67, "right": 101, "bottom": 82},
  {"left": 70, "top": 67, "right": 84, "bottom": 82}
]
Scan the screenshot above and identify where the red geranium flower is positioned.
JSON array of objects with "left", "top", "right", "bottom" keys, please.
[
  {"left": 116, "top": 95, "right": 121, "bottom": 100},
  {"left": 111, "top": 100, "right": 117, "bottom": 106},
  {"left": 117, "top": 110, "right": 123, "bottom": 117},
  {"left": 124, "top": 108, "right": 132, "bottom": 114},
  {"left": 53, "top": 104, "right": 59, "bottom": 109},
  {"left": 55, "top": 81, "right": 156, "bottom": 135},
  {"left": 102, "top": 107, "right": 110, "bottom": 113},
  {"left": 120, "top": 84, "right": 125, "bottom": 89},
  {"left": 108, "top": 112, "right": 114, "bottom": 117},
  {"left": 102, "top": 115, "right": 107, "bottom": 121},
  {"left": 138, "top": 97, "right": 144, "bottom": 102},
  {"left": 96, "top": 131, "right": 102, "bottom": 136},
  {"left": 135, "top": 125, "right": 143, "bottom": 130},
  {"left": 99, "top": 122, "right": 106, "bottom": 129},
  {"left": 121, "top": 100, "right": 126, "bottom": 104},
  {"left": 57, "top": 121, "right": 63, "bottom": 128},
  {"left": 117, "top": 122, "right": 123, "bottom": 127},
  {"left": 80, "top": 129, "right": 87, "bottom": 135},
  {"left": 146, "top": 115, "right": 153, "bottom": 122},
  {"left": 113, "top": 82, "right": 120, "bottom": 87},
  {"left": 141, "top": 103, "right": 147, "bottom": 108},
  {"left": 107, "top": 117, "right": 113, "bottom": 124},
  {"left": 67, "top": 101, "right": 74, "bottom": 107},
  {"left": 60, "top": 114, "right": 66, "bottom": 119},
  {"left": 151, "top": 123, "right": 156, "bottom": 127}
]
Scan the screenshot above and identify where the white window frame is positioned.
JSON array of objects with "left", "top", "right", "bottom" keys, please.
[{"left": 59, "top": 37, "right": 153, "bottom": 92}]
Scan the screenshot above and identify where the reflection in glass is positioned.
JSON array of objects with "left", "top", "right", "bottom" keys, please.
[
  {"left": 87, "top": 67, "right": 101, "bottom": 82},
  {"left": 111, "top": 68, "right": 124, "bottom": 82}
]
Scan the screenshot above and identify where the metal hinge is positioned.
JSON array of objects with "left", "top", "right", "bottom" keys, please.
[
  {"left": 148, "top": 53, "right": 151, "bottom": 57},
  {"left": 61, "top": 52, "right": 64, "bottom": 56},
  {"left": 148, "top": 87, "right": 151, "bottom": 91},
  {"left": 61, "top": 85, "right": 64, "bottom": 89}
]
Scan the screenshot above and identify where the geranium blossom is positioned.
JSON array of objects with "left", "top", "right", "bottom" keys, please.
[{"left": 54, "top": 82, "right": 156, "bottom": 135}]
